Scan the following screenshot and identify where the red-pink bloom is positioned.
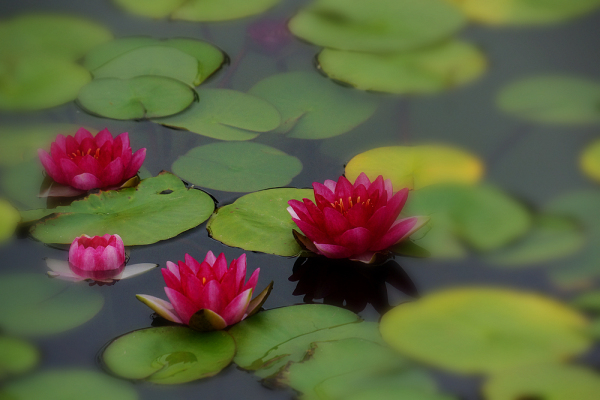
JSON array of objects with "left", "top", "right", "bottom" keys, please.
[
  {"left": 137, "top": 252, "right": 272, "bottom": 331},
  {"left": 287, "top": 173, "right": 427, "bottom": 263},
  {"left": 69, "top": 234, "right": 126, "bottom": 272},
  {"left": 38, "top": 127, "right": 146, "bottom": 192}
]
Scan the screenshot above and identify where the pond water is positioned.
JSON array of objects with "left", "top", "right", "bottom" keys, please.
[{"left": 1, "top": 1, "right": 600, "bottom": 400}]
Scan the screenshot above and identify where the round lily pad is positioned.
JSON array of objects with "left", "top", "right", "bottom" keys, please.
[
  {"left": 445, "top": 0, "right": 600, "bottom": 25},
  {"left": 0, "top": 56, "right": 91, "bottom": 111},
  {"left": 317, "top": 40, "right": 487, "bottom": 94},
  {"left": 0, "top": 273, "right": 104, "bottom": 336},
  {"left": 25, "top": 173, "right": 215, "bottom": 245},
  {"left": 171, "top": 0, "right": 282, "bottom": 22},
  {"left": 155, "top": 89, "right": 281, "bottom": 141},
  {"left": 288, "top": 0, "right": 466, "bottom": 52},
  {"left": 581, "top": 139, "right": 600, "bottom": 182},
  {"left": 484, "top": 363, "right": 600, "bottom": 400},
  {"left": 77, "top": 76, "right": 195, "bottom": 120},
  {"left": 113, "top": 0, "right": 187, "bottom": 18},
  {"left": 207, "top": 188, "right": 313, "bottom": 256},
  {"left": 92, "top": 46, "right": 199, "bottom": 86},
  {"left": 345, "top": 145, "right": 483, "bottom": 190},
  {"left": 0, "top": 199, "right": 20, "bottom": 243},
  {"left": 380, "top": 287, "right": 591, "bottom": 374},
  {"left": 0, "top": 369, "right": 138, "bottom": 400},
  {"left": 0, "top": 336, "right": 39, "bottom": 379},
  {"left": 248, "top": 72, "right": 378, "bottom": 139},
  {"left": 172, "top": 142, "right": 302, "bottom": 192},
  {"left": 103, "top": 326, "right": 235, "bottom": 384},
  {"left": 497, "top": 75, "right": 600, "bottom": 125}
]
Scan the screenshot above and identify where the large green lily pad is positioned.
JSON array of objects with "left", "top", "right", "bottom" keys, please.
[
  {"left": 497, "top": 75, "right": 600, "bottom": 125},
  {"left": 0, "top": 199, "right": 20, "bottom": 243},
  {"left": 1, "top": 159, "right": 48, "bottom": 210},
  {"left": 171, "top": 142, "right": 302, "bottom": 192},
  {"left": 444, "top": 0, "right": 600, "bottom": 25},
  {"left": 0, "top": 336, "right": 39, "bottom": 379},
  {"left": 380, "top": 287, "right": 591, "bottom": 374},
  {"left": 289, "top": 0, "right": 466, "bottom": 52},
  {"left": 484, "top": 363, "right": 600, "bottom": 400},
  {"left": 0, "top": 56, "right": 91, "bottom": 111},
  {"left": 155, "top": 89, "right": 281, "bottom": 141},
  {"left": 103, "top": 326, "right": 235, "bottom": 384},
  {"left": 77, "top": 76, "right": 195, "bottom": 120},
  {"left": 318, "top": 40, "right": 487, "bottom": 94},
  {"left": 248, "top": 72, "right": 378, "bottom": 139},
  {"left": 580, "top": 139, "right": 600, "bottom": 182},
  {"left": 345, "top": 145, "right": 483, "bottom": 190},
  {"left": 24, "top": 172, "right": 215, "bottom": 245},
  {"left": 207, "top": 188, "right": 313, "bottom": 256},
  {"left": 171, "top": 0, "right": 282, "bottom": 21},
  {"left": 0, "top": 274, "right": 104, "bottom": 336},
  {"left": 0, "top": 369, "right": 138, "bottom": 400}
]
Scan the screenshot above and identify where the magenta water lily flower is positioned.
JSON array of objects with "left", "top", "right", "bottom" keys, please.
[
  {"left": 287, "top": 173, "right": 428, "bottom": 263},
  {"left": 38, "top": 127, "right": 146, "bottom": 193},
  {"left": 137, "top": 252, "right": 273, "bottom": 332}
]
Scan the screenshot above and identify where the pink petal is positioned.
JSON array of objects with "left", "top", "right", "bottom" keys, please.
[
  {"left": 98, "top": 245, "right": 124, "bottom": 270},
  {"left": 50, "top": 141, "right": 67, "bottom": 164},
  {"left": 180, "top": 271, "right": 205, "bottom": 307},
  {"left": 75, "top": 127, "right": 94, "bottom": 143},
  {"left": 101, "top": 157, "right": 125, "bottom": 187},
  {"left": 59, "top": 158, "right": 83, "bottom": 182},
  {"left": 335, "top": 227, "right": 374, "bottom": 255},
  {"left": 113, "top": 132, "right": 130, "bottom": 157},
  {"left": 334, "top": 176, "right": 353, "bottom": 199},
  {"left": 292, "top": 218, "right": 332, "bottom": 244},
  {"left": 287, "top": 205, "right": 299, "bottom": 219},
  {"left": 213, "top": 253, "right": 228, "bottom": 281},
  {"left": 54, "top": 134, "right": 67, "bottom": 153},
  {"left": 184, "top": 254, "right": 202, "bottom": 275},
  {"left": 201, "top": 280, "right": 225, "bottom": 314},
  {"left": 312, "top": 182, "right": 336, "bottom": 203},
  {"left": 353, "top": 172, "right": 371, "bottom": 189},
  {"left": 166, "top": 261, "right": 180, "bottom": 280},
  {"left": 303, "top": 199, "right": 325, "bottom": 227},
  {"left": 370, "top": 217, "right": 426, "bottom": 252},
  {"left": 384, "top": 178, "right": 394, "bottom": 200},
  {"left": 220, "top": 288, "right": 252, "bottom": 326},
  {"left": 38, "top": 149, "right": 66, "bottom": 184},
  {"left": 123, "top": 148, "right": 146, "bottom": 179},
  {"left": 198, "top": 261, "right": 216, "bottom": 282},
  {"left": 242, "top": 268, "right": 259, "bottom": 292},
  {"left": 178, "top": 260, "right": 194, "bottom": 276},
  {"left": 97, "top": 141, "right": 113, "bottom": 168},
  {"left": 94, "top": 128, "right": 114, "bottom": 148},
  {"left": 322, "top": 207, "right": 352, "bottom": 238},
  {"left": 78, "top": 154, "right": 102, "bottom": 177},
  {"left": 204, "top": 251, "right": 217, "bottom": 266},
  {"left": 136, "top": 294, "right": 182, "bottom": 324},
  {"left": 71, "top": 173, "right": 103, "bottom": 191},
  {"left": 162, "top": 268, "right": 182, "bottom": 292},
  {"left": 65, "top": 135, "right": 78, "bottom": 154},
  {"left": 220, "top": 266, "right": 238, "bottom": 303},
  {"left": 323, "top": 179, "right": 337, "bottom": 192},
  {"left": 368, "top": 175, "right": 385, "bottom": 197},
  {"left": 345, "top": 203, "right": 370, "bottom": 227},
  {"left": 235, "top": 254, "right": 247, "bottom": 292},
  {"left": 288, "top": 199, "right": 311, "bottom": 220},
  {"left": 314, "top": 242, "right": 355, "bottom": 259},
  {"left": 165, "top": 287, "right": 198, "bottom": 325}
]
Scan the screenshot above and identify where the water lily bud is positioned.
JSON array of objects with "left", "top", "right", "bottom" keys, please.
[{"left": 68, "top": 234, "right": 126, "bottom": 272}]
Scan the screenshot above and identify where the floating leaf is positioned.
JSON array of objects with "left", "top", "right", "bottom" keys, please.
[
  {"left": 0, "top": 274, "right": 104, "bottom": 336},
  {"left": 171, "top": 142, "right": 302, "bottom": 192},
  {"left": 0, "top": 56, "right": 91, "bottom": 111},
  {"left": 248, "top": 72, "right": 378, "bottom": 139},
  {"left": 156, "top": 89, "right": 281, "bottom": 141},
  {"left": 103, "top": 326, "right": 235, "bottom": 384},
  {"left": 380, "top": 287, "right": 591, "bottom": 374},
  {"left": 1, "top": 159, "right": 49, "bottom": 210},
  {"left": 484, "top": 363, "right": 600, "bottom": 400},
  {"left": 288, "top": 0, "right": 466, "bottom": 52},
  {"left": 207, "top": 188, "right": 313, "bottom": 256},
  {"left": 318, "top": 40, "right": 486, "bottom": 94},
  {"left": 92, "top": 46, "right": 199, "bottom": 86},
  {"left": 345, "top": 388, "right": 456, "bottom": 400},
  {"left": 0, "top": 336, "right": 39, "bottom": 379},
  {"left": 0, "top": 369, "right": 138, "bottom": 400},
  {"left": 77, "top": 76, "right": 195, "bottom": 120},
  {"left": 113, "top": 0, "right": 187, "bottom": 18},
  {"left": 24, "top": 172, "right": 215, "bottom": 245},
  {"left": 0, "top": 14, "right": 112, "bottom": 60},
  {"left": 345, "top": 145, "right": 483, "bottom": 190},
  {"left": 402, "top": 184, "right": 531, "bottom": 257},
  {"left": 581, "top": 139, "right": 600, "bottom": 182},
  {"left": 497, "top": 75, "right": 600, "bottom": 125},
  {"left": 485, "top": 215, "right": 585, "bottom": 267},
  {"left": 0, "top": 199, "right": 20, "bottom": 243},
  {"left": 172, "top": 0, "right": 282, "bottom": 22},
  {"left": 444, "top": 0, "right": 600, "bottom": 25},
  {"left": 82, "top": 37, "right": 157, "bottom": 70},
  {"left": 572, "top": 290, "right": 600, "bottom": 312}
]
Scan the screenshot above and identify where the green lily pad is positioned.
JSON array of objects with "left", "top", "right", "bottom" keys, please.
[
  {"left": 485, "top": 215, "right": 586, "bottom": 267},
  {"left": 92, "top": 46, "right": 199, "bottom": 86},
  {"left": 402, "top": 183, "right": 532, "bottom": 257},
  {"left": 0, "top": 274, "right": 104, "bottom": 336},
  {"left": 207, "top": 188, "right": 313, "bottom": 256},
  {"left": 497, "top": 75, "right": 600, "bottom": 125},
  {"left": 0, "top": 369, "right": 138, "bottom": 400},
  {"left": 0, "top": 56, "right": 91, "bottom": 111},
  {"left": 0, "top": 199, "right": 20, "bottom": 243},
  {"left": 484, "top": 363, "right": 600, "bottom": 400},
  {"left": 345, "top": 145, "right": 484, "bottom": 190},
  {"left": 113, "top": 0, "right": 187, "bottom": 18},
  {"left": 572, "top": 290, "right": 600, "bottom": 312},
  {"left": 171, "top": 0, "right": 282, "bottom": 22},
  {"left": 0, "top": 14, "right": 112, "bottom": 60},
  {"left": 1, "top": 159, "right": 48, "bottom": 211},
  {"left": 155, "top": 89, "right": 281, "bottom": 141},
  {"left": 24, "top": 172, "right": 215, "bottom": 245},
  {"left": 346, "top": 388, "right": 456, "bottom": 400},
  {"left": 102, "top": 326, "right": 235, "bottom": 384},
  {"left": 0, "top": 336, "right": 39, "bottom": 379},
  {"left": 581, "top": 139, "right": 600, "bottom": 182},
  {"left": 444, "top": 0, "right": 600, "bottom": 25},
  {"left": 171, "top": 142, "right": 302, "bottom": 192},
  {"left": 248, "top": 72, "right": 378, "bottom": 139},
  {"left": 380, "top": 287, "right": 591, "bottom": 374},
  {"left": 77, "top": 76, "right": 195, "bottom": 120},
  {"left": 288, "top": 0, "right": 466, "bottom": 52},
  {"left": 317, "top": 40, "right": 487, "bottom": 94}
]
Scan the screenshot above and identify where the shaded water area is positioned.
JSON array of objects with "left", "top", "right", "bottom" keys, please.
[{"left": 1, "top": 0, "right": 600, "bottom": 399}]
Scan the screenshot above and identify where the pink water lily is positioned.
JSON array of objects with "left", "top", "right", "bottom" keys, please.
[
  {"left": 287, "top": 173, "right": 428, "bottom": 263},
  {"left": 38, "top": 127, "right": 146, "bottom": 193},
  {"left": 137, "top": 252, "right": 272, "bottom": 331}
]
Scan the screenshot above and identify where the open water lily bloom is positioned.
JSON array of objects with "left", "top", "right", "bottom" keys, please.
[
  {"left": 38, "top": 127, "right": 146, "bottom": 193},
  {"left": 137, "top": 252, "right": 273, "bottom": 331},
  {"left": 287, "top": 173, "right": 428, "bottom": 263}
]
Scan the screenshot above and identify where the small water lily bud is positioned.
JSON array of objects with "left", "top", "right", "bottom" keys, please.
[{"left": 69, "top": 234, "right": 126, "bottom": 272}]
